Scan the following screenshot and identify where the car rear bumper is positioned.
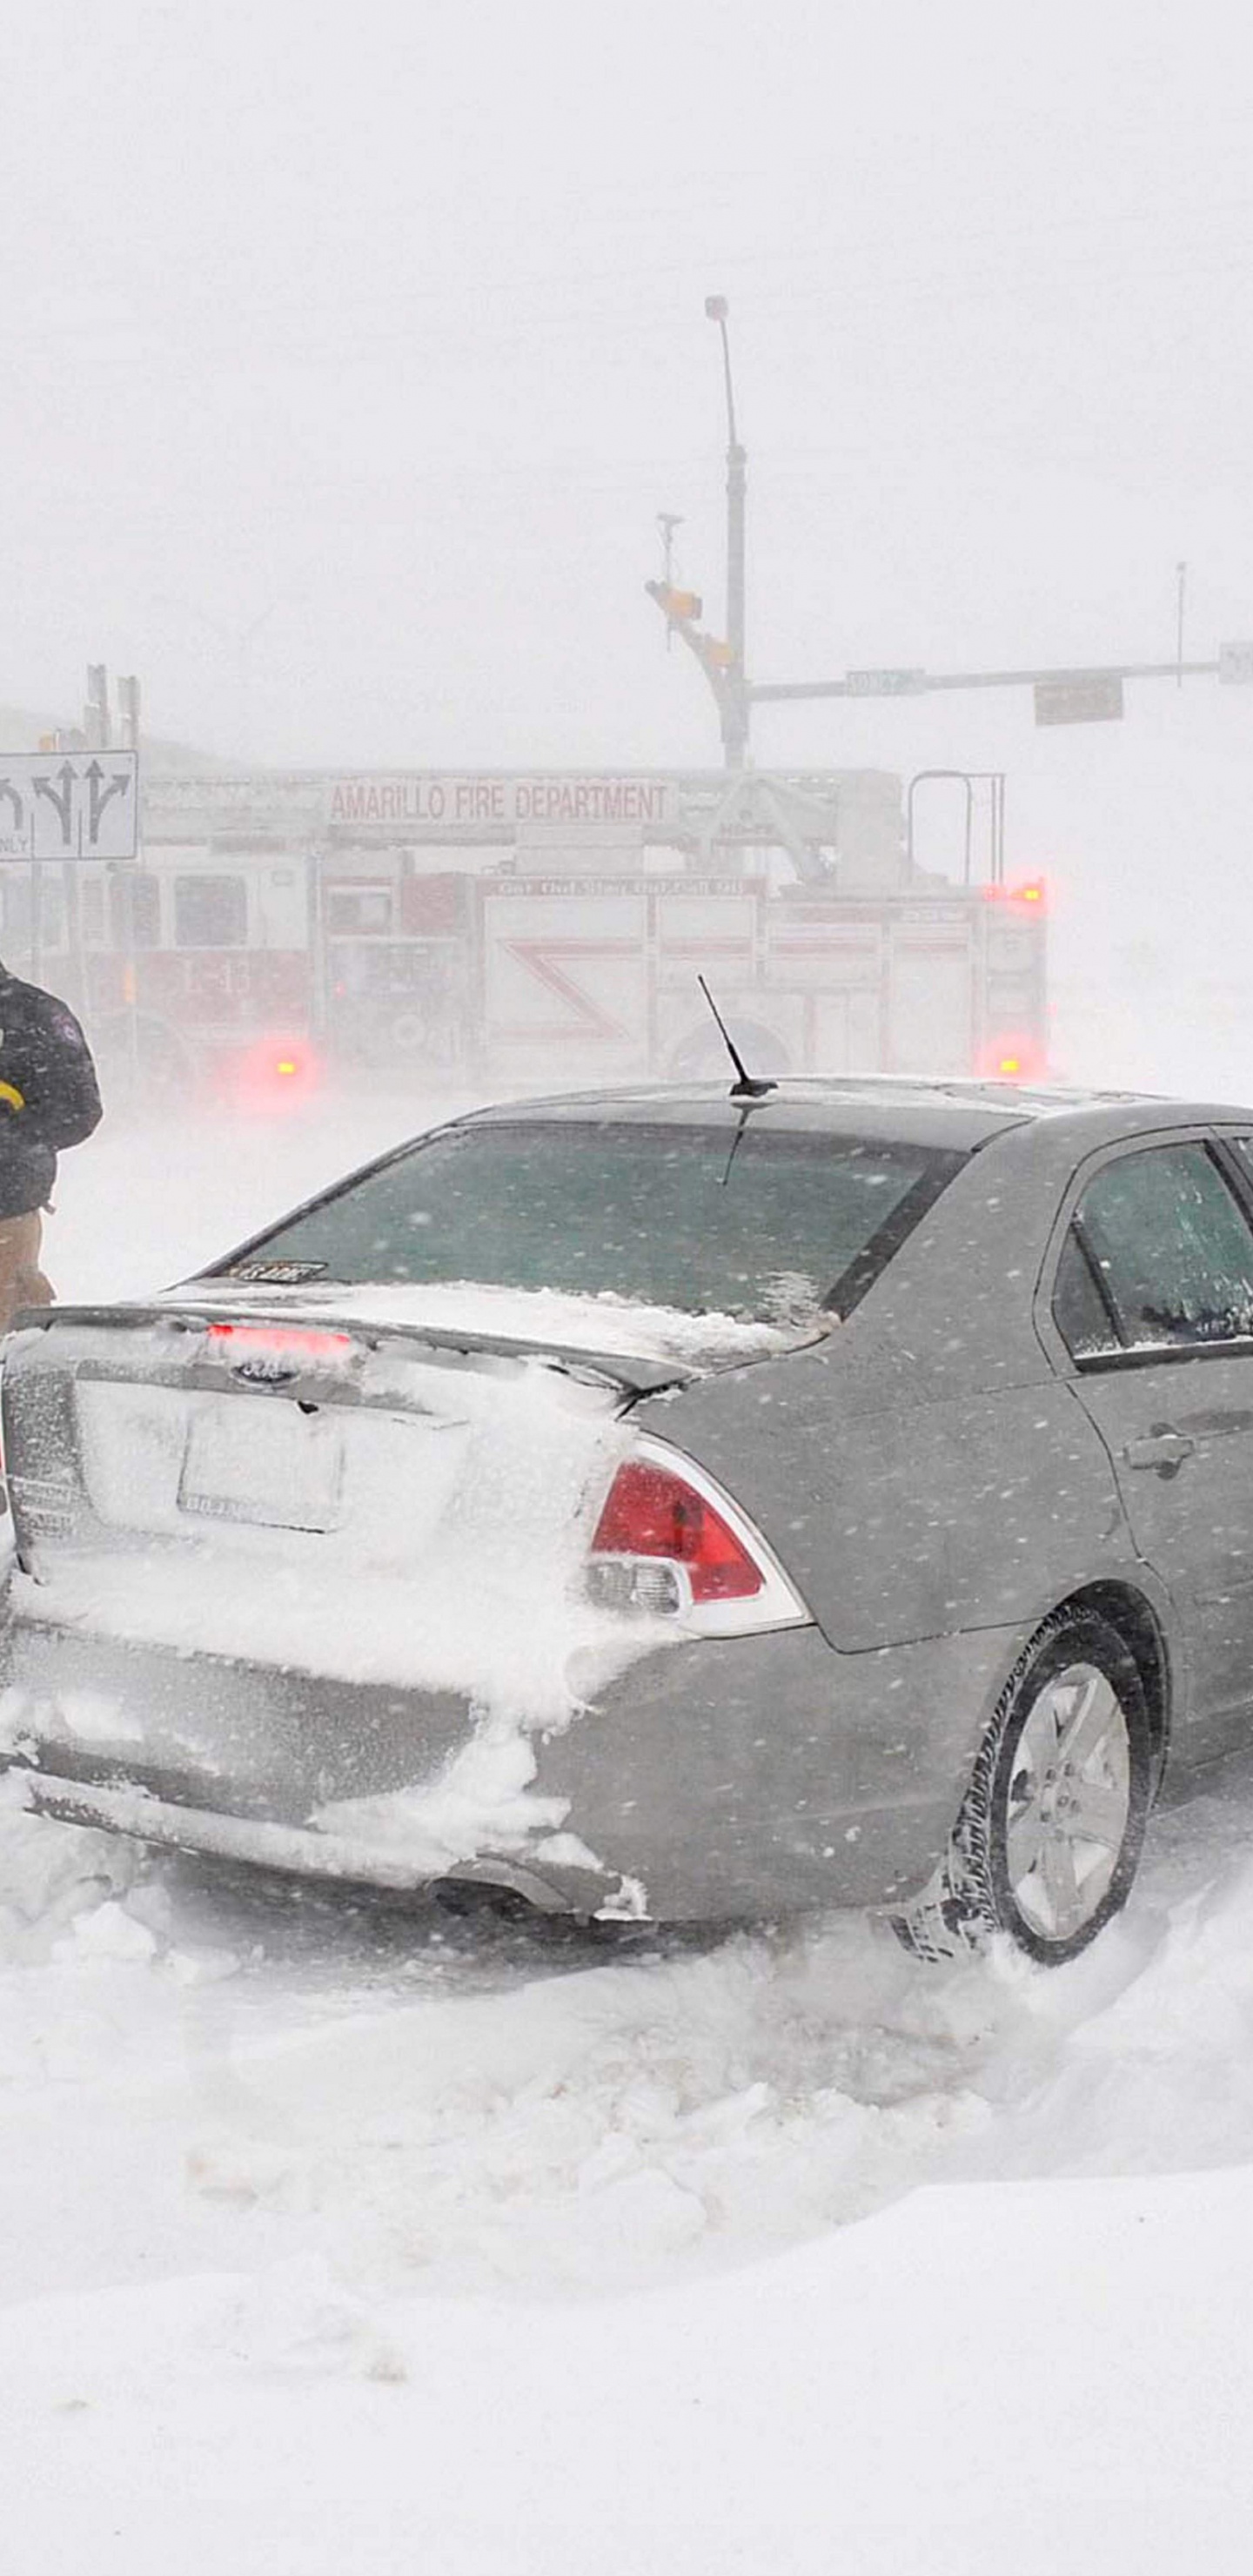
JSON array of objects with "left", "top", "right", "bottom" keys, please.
[
  {"left": 0, "top": 1608, "right": 1022, "bottom": 1921},
  {"left": 7, "top": 1766, "right": 580, "bottom": 1911}
]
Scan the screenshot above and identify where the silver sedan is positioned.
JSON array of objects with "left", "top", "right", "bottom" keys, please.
[{"left": 4, "top": 1077, "right": 1253, "bottom": 1966}]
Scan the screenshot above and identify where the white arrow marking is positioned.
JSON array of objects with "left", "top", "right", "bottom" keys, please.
[{"left": 85, "top": 760, "right": 131, "bottom": 844}]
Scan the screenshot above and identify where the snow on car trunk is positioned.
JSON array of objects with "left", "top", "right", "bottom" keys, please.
[
  {"left": 52, "top": 1356, "right": 622, "bottom": 1705},
  {"left": 0, "top": 1286, "right": 792, "bottom": 1890}
]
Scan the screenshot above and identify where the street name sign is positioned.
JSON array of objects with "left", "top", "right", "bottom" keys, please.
[
  {"left": 1219, "top": 641, "right": 1253, "bottom": 683},
  {"left": 1034, "top": 674, "right": 1124, "bottom": 727},
  {"left": 0, "top": 749, "right": 138, "bottom": 860},
  {"left": 845, "top": 669, "right": 926, "bottom": 697}
]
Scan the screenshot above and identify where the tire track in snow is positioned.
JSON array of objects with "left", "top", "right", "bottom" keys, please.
[{"left": 4, "top": 1770, "right": 1253, "bottom": 2308}]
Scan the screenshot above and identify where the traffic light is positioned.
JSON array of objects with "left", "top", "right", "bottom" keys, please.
[{"left": 646, "top": 578, "right": 703, "bottom": 624}]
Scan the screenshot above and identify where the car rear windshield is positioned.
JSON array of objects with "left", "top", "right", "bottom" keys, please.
[{"left": 218, "top": 1121, "right": 966, "bottom": 1324}]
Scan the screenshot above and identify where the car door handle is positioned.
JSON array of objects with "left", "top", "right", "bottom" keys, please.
[{"left": 1122, "top": 1429, "right": 1196, "bottom": 1475}]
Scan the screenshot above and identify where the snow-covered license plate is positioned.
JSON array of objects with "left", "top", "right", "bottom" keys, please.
[{"left": 178, "top": 1398, "right": 344, "bottom": 1532}]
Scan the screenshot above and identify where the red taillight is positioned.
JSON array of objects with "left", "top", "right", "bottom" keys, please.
[
  {"left": 980, "top": 878, "right": 1049, "bottom": 910},
  {"left": 592, "top": 1458, "right": 763, "bottom": 1604}
]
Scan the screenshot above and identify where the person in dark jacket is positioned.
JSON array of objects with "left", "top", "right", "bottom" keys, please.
[{"left": 0, "top": 962, "right": 102, "bottom": 1331}]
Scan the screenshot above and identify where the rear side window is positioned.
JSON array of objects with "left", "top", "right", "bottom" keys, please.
[
  {"left": 1053, "top": 1230, "right": 1117, "bottom": 1357},
  {"left": 218, "top": 1122, "right": 968, "bottom": 1325},
  {"left": 1060, "top": 1143, "right": 1253, "bottom": 1357}
]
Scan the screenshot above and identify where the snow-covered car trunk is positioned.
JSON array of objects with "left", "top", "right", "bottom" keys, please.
[{"left": 0, "top": 1285, "right": 807, "bottom": 1909}]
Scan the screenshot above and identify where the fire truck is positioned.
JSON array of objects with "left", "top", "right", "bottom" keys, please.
[{"left": 0, "top": 766, "right": 1047, "bottom": 1100}]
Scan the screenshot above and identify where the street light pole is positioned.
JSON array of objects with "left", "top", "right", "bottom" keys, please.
[{"left": 706, "top": 295, "right": 748, "bottom": 769}]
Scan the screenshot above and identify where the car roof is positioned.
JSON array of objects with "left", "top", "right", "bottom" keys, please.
[{"left": 463, "top": 1077, "right": 1253, "bottom": 1156}]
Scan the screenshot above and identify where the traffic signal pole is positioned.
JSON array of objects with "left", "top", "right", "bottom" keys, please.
[
  {"left": 706, "top": 297, "right": 748, "bottom": 769},
  {"left": 750, "top": 658, "right": 1222, "bottom": 705},
  {"left": 647, "top": 305, "right": 1253, "bottom": 754},
  {"left": 645, "top": 303, "right": 751, "bottom": 763},
  {"left": 725, "top": 439, "right": 747, "bottom": 766}
]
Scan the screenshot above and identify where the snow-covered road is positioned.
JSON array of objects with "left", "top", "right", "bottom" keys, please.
[
  {"left": 6, "top": 1088, "right": 1253, "bottom": 2572},
  {"left": 10, "top": 1766, "right": 1253, "bottom": 2305}
]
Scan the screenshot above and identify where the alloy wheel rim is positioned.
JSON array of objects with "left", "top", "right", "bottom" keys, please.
[{"left": 1003, "top": 1661, "right": 1133, "bottom": 1942}]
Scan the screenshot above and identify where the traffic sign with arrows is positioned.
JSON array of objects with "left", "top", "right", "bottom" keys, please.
[{"left": 0, "top": 749, "right": 138, "bottom": 860}]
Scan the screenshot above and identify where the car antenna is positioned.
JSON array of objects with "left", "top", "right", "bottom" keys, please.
[{"left": 696, "top": 974, "right": 777, "bottom": 1101}]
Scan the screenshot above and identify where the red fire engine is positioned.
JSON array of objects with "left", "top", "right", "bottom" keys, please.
[{"left": 0, "top": 767, "right": 1047, "bottom": 1101}]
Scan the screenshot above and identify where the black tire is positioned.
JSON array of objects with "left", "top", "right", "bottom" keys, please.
[{"left": 894, "top": 1607, "right": 1154, "bottom": 1968}]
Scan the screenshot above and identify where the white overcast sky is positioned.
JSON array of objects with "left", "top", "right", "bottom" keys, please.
[{"left": 5, "top": 0, "right": 1253, "bottom": 1043}]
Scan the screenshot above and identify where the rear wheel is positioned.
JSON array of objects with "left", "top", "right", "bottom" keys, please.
[{"left": 895, "top": 1608, "right": 1154, "bottom": 1967}]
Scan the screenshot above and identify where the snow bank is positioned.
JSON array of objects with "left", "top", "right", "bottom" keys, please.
[
  {"left": 3, "top": 2165, "right": 1253, "bottom": 2576},
  {"left": 5, "top": 1781, "right": 1253, "bottom": 2570},
  {"left": 0, "top": 1774, "right": 140, "bottom": 1965}
]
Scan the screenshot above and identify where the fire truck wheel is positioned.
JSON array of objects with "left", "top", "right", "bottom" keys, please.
[{"left": 386, "top": 1010, "right": 429, "bottom": 1056}]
